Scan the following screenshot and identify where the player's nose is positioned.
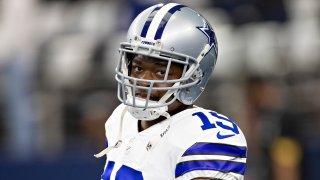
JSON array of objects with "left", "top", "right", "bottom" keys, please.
[{"left": 136, "top": 71, "right": 153, "bottom": 87}]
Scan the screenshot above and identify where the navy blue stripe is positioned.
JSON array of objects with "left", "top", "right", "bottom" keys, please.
[
  {"left": 154, "top": 5, "right": 185, "bottom": 40},
  {"left": 116, "top": 165, "right": 144, "bottom": 179},
  {"left": 175, "top": 160, "right": 246, "bottom": 177},
  {"left": 101, "top": 161, "right": 115, "bottom": 180},
  {"left": 140, "top": 6, "right": 161, "bottom": 37},
  {"left": 182, "top": 143, "right": 247, "bottom": 158}
]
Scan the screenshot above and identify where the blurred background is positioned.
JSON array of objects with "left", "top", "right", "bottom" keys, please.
[{"left": 0, "top": 0, "right": 319, "bottom": 179}]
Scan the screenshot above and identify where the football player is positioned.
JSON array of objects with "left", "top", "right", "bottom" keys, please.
[{"left": 95, "top": 3, "right": 247, "bottom": 180}]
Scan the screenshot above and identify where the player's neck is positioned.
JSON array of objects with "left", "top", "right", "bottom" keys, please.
[
  {"left": 138, "top": 103, "right": 193, "bottom": 132},
  {"left": 138, "top": 118, "right": 164, "bottom": 132}
]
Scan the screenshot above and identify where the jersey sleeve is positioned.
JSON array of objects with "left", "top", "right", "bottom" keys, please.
[
  {"left": 175, "top": 142, "right": 247, "bottom": 180},
  {"left": 175, "top": 112, "right": 247, "bottom": 180}
]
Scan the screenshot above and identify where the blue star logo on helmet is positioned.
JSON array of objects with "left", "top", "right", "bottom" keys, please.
[{"left": 197, "top": 21, "right": 218, "bottom": 55}]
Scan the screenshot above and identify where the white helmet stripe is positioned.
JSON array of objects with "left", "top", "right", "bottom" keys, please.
[
  {"left": 140, "top": 4, "right": 163, "bottom": 38},
  {"left": 145, "top": 3, "right": 180, "bottom": 39},
  {"left": 154, "top": 4, "right": 186, "bottom": 40}
]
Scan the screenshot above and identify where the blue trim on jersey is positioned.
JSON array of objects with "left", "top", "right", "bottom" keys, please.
[
  {"left": 182, "top": 143, "right": 247, "bottom": 158},
  {"left": 105, "top": 139, "right": 108, "bottom": 148},
  {"left": 140, "top": 6, "right": 161, "bottom": 38},
  {"left": 116, "top": 165, "right": 144, "bottom": 180},
  {"left": 154, "top": 5, "right": 185, "bottom": 40},
  {"left": 101, "top": 162, "right": 144, "bottom": 180},
  {"left": 101, "top": 161, "right": 115, "bottom": 180},
  {"left": 175, "top": 160, "right": 246, "bottom": 177}
]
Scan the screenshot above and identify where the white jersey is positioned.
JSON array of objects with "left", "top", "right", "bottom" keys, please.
[{"left": 100, "top": 104, "right": 247, "bottom": 180}]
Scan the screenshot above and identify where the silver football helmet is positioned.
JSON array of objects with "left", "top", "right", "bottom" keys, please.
[{"left": 115, "top": 3, "right": 218, "bottom": 120}]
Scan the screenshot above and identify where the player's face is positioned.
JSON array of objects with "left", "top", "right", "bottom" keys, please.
[{"left": 129, "top": 54, "right": 183, "bottom": 102}]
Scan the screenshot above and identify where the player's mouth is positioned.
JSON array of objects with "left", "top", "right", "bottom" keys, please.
[{"left": 135, "top": 92, "right": 159, "bottom": 101}]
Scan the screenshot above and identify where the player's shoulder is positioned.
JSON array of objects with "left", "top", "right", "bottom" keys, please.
[
  {"left": 171, "top": 106, "right": 247, "bottom": 180},
  {"left": 174, "top": 106, "right": 246, "bottom": 146}
]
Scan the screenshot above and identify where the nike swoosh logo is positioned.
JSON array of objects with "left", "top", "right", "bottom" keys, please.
[{"left": 217, "top": 131, "right": 235, "bottom": 139}]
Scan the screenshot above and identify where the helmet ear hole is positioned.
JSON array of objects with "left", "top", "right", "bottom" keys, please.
[{"left": 177, "top": 88, "right": 194, "bottom": 105}]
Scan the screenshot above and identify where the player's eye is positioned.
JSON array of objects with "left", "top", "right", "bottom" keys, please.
[
  {"left": 156, "top": 70, "right": 166, "bottom": 77},
  {"left": 133, "top": 66, "right": 143, "bottom": 72}
]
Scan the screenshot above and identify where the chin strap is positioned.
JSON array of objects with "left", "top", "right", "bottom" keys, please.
[
  {"left": 196, "top": 44, "right": 211, "bottom": 62},
  {"left": 94, "top": 106, "right": 128, "bottom": 158}
]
